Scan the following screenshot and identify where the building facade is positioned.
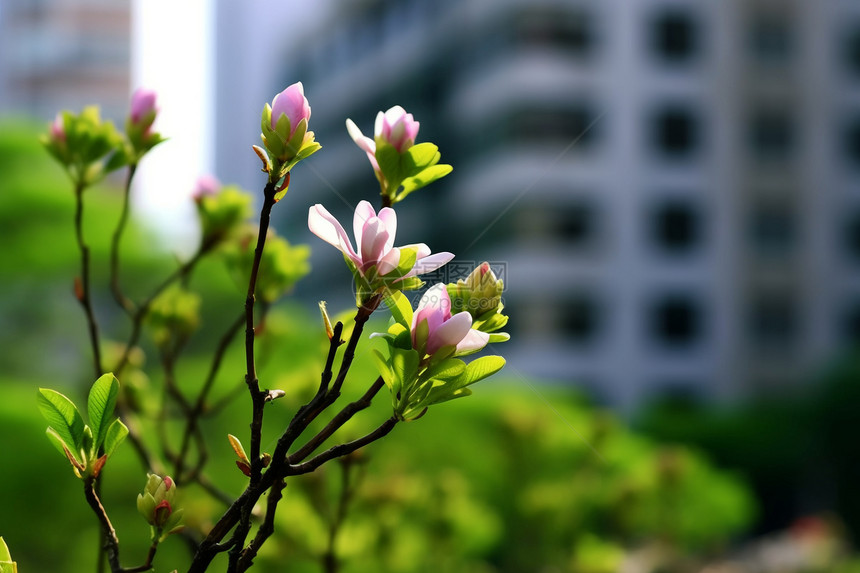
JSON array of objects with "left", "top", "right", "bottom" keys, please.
[{"left": 273, "top": 0, "right": 860, "bottom": 407}]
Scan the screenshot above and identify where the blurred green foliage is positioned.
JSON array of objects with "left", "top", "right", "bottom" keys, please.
[{"left": 0, "top": 119, "right": 757, "bottom": 572}]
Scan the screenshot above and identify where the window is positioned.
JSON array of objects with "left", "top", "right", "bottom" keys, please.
[
  {"left": 652, "top": 105, "right": 700, "bottom": 158},
  {"left": 843, "top": 25, "right": 860, "bottom": 77},
  {"left": 652, "top": 200, "right": 701, "bottom": 253},
  {"left": 650, "top": 294, "right": 703, "bottom": 347},
  {"left": 559, "top": 293, "right": 600, "bottom": 343},
  {"left": 749, "top": 13, "right": 793, "bottom": 65},
  {"left": 748, "top": 202, "right": 796, "bottom": 259},
  {"left": 509, "top": 104, "right": 600, "bottom": 149},
  {"left": 513, "top": 7, "right": 594, "bottom": 55},
  {"left": 748, "top": 108, "right": 795, "bottom": 162},
  {"left": 747, "top": 292, "right": 798, "bottom": 352},
  {"left": 843, "top": 117, "right": 860, "bottom": 167},
  {"left": 843, "top": 209, "right": 860, "bottom": 263},
  {"left": 512, "top": 200, "right": 598, "bottom": 247},
  {"left": 651, "top": 9, "right": 698, "bottom": 62}
]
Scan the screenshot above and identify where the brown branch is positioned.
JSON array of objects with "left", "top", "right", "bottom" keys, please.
[
  {"left": 109, "top": 164, "right": 137, "bottom": 315},
  {"left": 235, "top": 477, "right": 286, "bottom": 572},
  {"left": 289, "top": 377, "right": 385, "bottom": 464},
  {"left": 73, "top": 181, "right": 103, "bottom": 378},
  {"left": 287, "top": 417, "right": 398, "bottom": 476},
  {"left": 84, "top": 477, "right": 157, "bottom": 573}
]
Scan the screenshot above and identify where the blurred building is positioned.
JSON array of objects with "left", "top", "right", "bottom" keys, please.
[
  {"left": 0, "top": 0, "right": 131, "bottom": 121},
  {"left": 267, "top": 0, "right": 860, "bottom": 408}
]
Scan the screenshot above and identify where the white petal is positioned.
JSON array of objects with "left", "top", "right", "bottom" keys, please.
[
  {"left": 353, "top": 200, "right": 376, "bottom": 256},
  {"left": 403, "top": 251, "right": 454, "bottom": 279},
  {"left": 456, "top": 328, "right": 490, "bottom": 354},
  {"left": 427, "top": 311, "right": 472, "bottom": 356},
  {"left": 377, "top": 207, "right": 397, "bottom": 251},
  {"left": 377, "top": 246, "right": 401, "bottom": 276},
  {"left": 374, "top": 111, "right": 385, "bottom": 137},
  {"left": 308, "top": 204, "right": 359, "bottom": 264}
]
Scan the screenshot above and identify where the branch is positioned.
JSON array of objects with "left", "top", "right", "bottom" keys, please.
[
  {"left": 109, "top": 164, "right": 137, "bottom": 315},
  {"left": 235, "top": 477, "right": 286, "bottom": 572},
  {"left": 287, "top": 417, "right": 398, "bottom": 476},
  {"left": 289, "top": 377, "right": 385, "bottom": 464},
  {"left": 73, "top": 181, "right": 103, "bottom": 378}
]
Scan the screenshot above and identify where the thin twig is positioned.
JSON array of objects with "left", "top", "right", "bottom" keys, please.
[
  {"left": 236, "top": 477, "right": 286, "bottom": 572},
  {"left": 73, "top": 181, "right": 103, "bottom": 378},
  {"left": 109, "top": 164, "right": 137, "bottom": 315}
]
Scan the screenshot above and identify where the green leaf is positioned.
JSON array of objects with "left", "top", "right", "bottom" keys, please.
[
  {"left": 103, "top": 418, "right": 128, "bottom": 458},
  {"left": 88, "top": 373, "right": 120, "bottom": 452},
  {"left": 0, "top": 537, "right": 12, "bottom": 561},
  {"left": 396, "top": 164, "right": 452, "bottom": 202},
  {"left": 488, "top": 332, "right": 511, "bottom": 343},
  {"left": 371, "top": 349, "right": 396, "bottom": 392},
  {"left": 391, "top": 347, "right": 420, "bottom": 392},
  {"left": 375, "top": 142, "right": 404, "bottom": 191},
  {"left": 0, "top": 562, "right": 18, "bottom": 573},
  {"left": 459, "top": 355, "right": 506, "bottom": 387},
  {"left": 37, "top": 388, "right": 85, "bottom": 453},
  {"left": 422, "top": 358, "right": 466, "bottom": 383},
  {"left": 384, "top": 291, "right": 414, "bottom": 328},
  {"left": 403, "top": 142, "right": 440, "bottom": 172},
  {"left": 44, "top": 427, "right": 71, "bottom": 458}
]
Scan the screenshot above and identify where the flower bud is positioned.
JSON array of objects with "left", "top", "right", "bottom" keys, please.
[
  {"left": 126, "top": 88, "right": 163, "bottom": 159},
  {"left": 191, "top": 174, "right": 221, "bottom": 201},
  {"left": 129, "top": 88, "right": 158, "bottom": 131},
  {"left": 137, "top": 474, "right": 184, "bottom": 540},
  {"left": 376, "top": 106, "right": 419, "bottom": 153},
  {"left": 460, "top": 262, "right": 504, "bottom": 317},
  {"left": 260, "top": 81, "right": 321, "bottom": 183},
  {"left": 271, "top": 82, "right": 311, "bottom": 139}
]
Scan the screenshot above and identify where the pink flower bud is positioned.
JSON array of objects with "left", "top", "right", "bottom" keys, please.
[
  {"left": 376, "top": 106, "right": 419, "bottom": 153},
  {"left": 271, "top": 82, "right": 311, "bottom": 138},
  {"left": 192, "top": 174, "right": 221, "bottom": 201},
  {"left": 129, "top": 88, "right": 158, "bottom": 127},
  {"left": 50, "top": 113, "right": 65, "bottom": 142}
]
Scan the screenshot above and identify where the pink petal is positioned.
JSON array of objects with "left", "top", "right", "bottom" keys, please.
[
  {"left": 427, "top": 311, "right": 472, "bottom": 356},
  {"left": 402, "top": 251, "right": 454, "bottom": 279},
  {"left": 377, "top": 247, "right": 401, "bottom": 276},
  {"left": 376, "top": 207, "right": 397, "bottom": 252},
  {"left": 353, "top": 200, "right": 376, "bottom": 256},
  {"left": 346, "top": 119, "right": 375, "bottom": 155},
  {"left": 130, "top": 88, "right": 157, "bottom": 123},
  {"left": 308, "top": 204, "right": 360, "bottom": 266},
  {"left": 360, "top": 218, "right": 390, "bottom": 269},
  {"left": 455, "top": 328, "right": 490, "bottom": 354},
  {"left": 271, "top": 82, "right": 310, "bottom": 136}
]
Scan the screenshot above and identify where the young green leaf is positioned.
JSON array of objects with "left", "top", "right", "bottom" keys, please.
[
  {"left": 103, "top": 418, "right": 129, "bottom": 458},
  {"left": 459, "top": 355, "right": 506, "bottom": 387},
  {"left": 88, "top": 373, "right": 119, "bottom": 452},
  {"left": 384, "top": 291, "right": 414, "bottom": 328},
  {"left": 0, "top": 537, "right": 12, "bottom": 561},
  {"left": 37, "top": 388, "right": 85, "bottom": 453},
  {"left": 227, "top": 434, "right": 250, "bottom": 464}
]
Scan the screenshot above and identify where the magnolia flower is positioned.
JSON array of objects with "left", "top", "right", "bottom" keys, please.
[
  {"left": 308, "top": 200, "right": 452, "bottom": 281},
  {"left": 50, "top": 113, "right": 65, "bottom": 142},
  {"left": 129, "top": 88, "right": 157, "bottom": 129},
  {"left": 271, "top": 82, "right": 311, "bottom": 139},
  {"left": 346, "top": 105, "right": 420, "bottom": 172},
  {"left": 412, "top": 284, "right": 489, "bottom": 357},
  {"left": 192, "top": 174, "right": 221, "bottom": 200}
]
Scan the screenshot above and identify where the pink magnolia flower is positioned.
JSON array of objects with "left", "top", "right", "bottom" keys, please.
[
  {"left": 308, "top": 200, "right": 453, "bottom": 280},
  {"left": 192, "top": 174, "right": 221, "bottom": 200},
  {"left": 50, "top": 113, "right": 65, "bottom": 142},
  {"left": 129, "top": 88, "right": 157, "bottom": 127},
  {"left": 271, "top": 82, "right": 311, "bottom": 139},
  {"left": 412, "top": 284, "right": 489, "bottom": 357},
  {"left": 345, "top": 105, "right": 420, "bottom": 172}
]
